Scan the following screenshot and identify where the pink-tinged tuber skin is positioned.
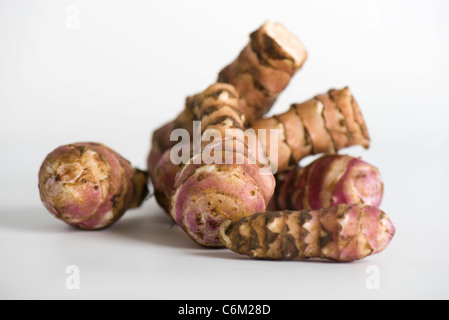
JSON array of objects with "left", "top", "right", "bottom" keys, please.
[
  {"left": 38, "top": 143, "right": 149, "bottom": 230},
  {"left": 151, "top": 87, "right": 372, "bottom": 214},
  {"left": 152, "top": 150, "right": 182, "bottom": 213},
  {"left": 269, "top": 155, "right": 383, "bottom": 211},
  {"left": 220, "top": 203, "right": 395, "bottom": 262},
  {"left": 148, "top": 121, "right": 177, "bottom": 179},
  {"left": 148, "top": 21, "right": 307, "bottom": 212},
  {"left": 252, "top": 87, "right": 370, "bottom": 172},
  {"left": 170, "top": 84, "right": 276, "bottom": 247}
]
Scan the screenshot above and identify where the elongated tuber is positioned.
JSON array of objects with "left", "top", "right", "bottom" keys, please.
[
  {"left": 151, "top": 87, "right": 371, "bottom": 214},
  {"left": 220, "top": 203, "right": 395, "bottom": 262},
  {"left": 38, "top": 143, "right": 148, "bottom": 230},
  {"left": 148, "top": 21, "right": 307, "bottom": 211},
  {"left": 170, "top": 84, "right": 275, "bottom": 247},
  {"left": 269, "top": 155, "right": 383, "bottom": 211},
  {"left": 252, "top": 87, "right": 370, "bottom": 172},
  {"left": 36, "top": 21, "right": 395, "bottom": 264},
  {"left": 218, "top": 20, "right": 307, "bottom": 122}
]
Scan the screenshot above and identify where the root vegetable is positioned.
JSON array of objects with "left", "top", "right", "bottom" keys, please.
[
  {"left": 218, "top": 20, "right": 307, "bottom": 122},
  {"left": 147, "top": 121, "right": 178, "bottom": 181},
  {"left": 152, "top": 87, "right": 371, "bottom": 214},
  {"left": 148, "top": 21, "right": 307, "bottom": 210},
  {"left": 220, "top": 203, "right": 395, "bottom": 262},
  {"left": 152, "top": 150, "right": 183, "bottom": 213},
  {"left": 36, "top": 20, "right": 396, "bottom": 264},
  {"left": 38, "top": 143, "right": 148, "bottom": 230},
  {"left": 252, "top": 87, "right": 370, "bottom": 172},
  {"left": 147, "top": 108, "right": 195, "bottom": 181},
  {"left": 170, "top": 84, "right": 276, "bottom": 247},
  {"left": 269, "top": 155, "right": 383, "bottom": 211}
]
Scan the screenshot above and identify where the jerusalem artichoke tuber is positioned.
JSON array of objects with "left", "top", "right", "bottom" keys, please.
[
  {"left": 148, "top": 21, "right": 307, "bottom": 211},
  {"left": 220, "top": 203, "right": 395, "bottom": 262},
  {"left": 38, "top": 143, "right": 148, "bottom": 230},
  {"left": 269, "top": 155, "right": 383, "bottom": 211},
  {"left": 218, "top": 20, "right": 307, "bottom": 122},
  {"left": 151, "top": 87, "right": 372, "bottom": 214},
  {"left": 152, "top": 150, "right": 183, "bottom": 213},
  {"left": 36, "top": 20, "right": 396, "bottom": 265},
  {"left": 170, "top": 84, "right": 275, "bottom": 247},
  {"left": 252, "top": 87, "right": 370, "bottom": 172}
]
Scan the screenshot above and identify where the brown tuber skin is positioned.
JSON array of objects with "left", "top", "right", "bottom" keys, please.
[
  {"left": 252, "top": 87, "right": 370, "bottom": 172},
  {"left": 152, "top": 150, "right": 183, "bottom": 213},
  {"left": 145, "top": 21, "right": 393, "bottom": 257},
  {"left": 148, "top": 21, "right": 307, "bottom": 212},
  {"left": 170, "top": 84, "right": 275, "bottom": 247},
  {"left": 220, "top": 203, "right": 395, "bottom": 262},
  {"left": 218, "top": 20, "right": 307, "bottom": 122},
  {"left": 151, "top": 87, "right": 372, "bottom": 214},
  {"left": 269, "top": 155, "right": 384, "bottom": 211},
  {"left": 35, "top": 21, "right": 395, "bottom": 265},
  {"left": 38, "top": 143, "right": 148, "bottom": 230}
]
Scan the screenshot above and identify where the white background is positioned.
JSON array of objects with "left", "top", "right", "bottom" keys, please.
[{"left": 1, "top": 0, "right": 448, "bottom": 299}]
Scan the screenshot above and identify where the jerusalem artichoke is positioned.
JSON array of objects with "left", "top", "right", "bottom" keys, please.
[
  {"left": 170, "top": 84, "right": 275, "bottom": 247},
  {"left": 148, "top": 21, "right": 307, "bottom": 212},
  {"left": 152, "top": 150, "right": 183, "bottom": 213},
  {"left": 218, "top": 20, "right": 307, "bottom": 122},
  {"left": 38, "top": 143, "right": 148, "bottom": 230},
  {"left": 151, "top": 87, "right": 372, "bottom": 214},
  {"left": 252, "top": 87, "right": 370, "bottom": 172},
  {"left": 35, "top": 20, "right": 395, "bottom": 266},
  {"left": 220, "top": 203, "right": 395, "bottom": 262},
  {"left": 269, "top": 155, "right": 383, "bottom": 211}
]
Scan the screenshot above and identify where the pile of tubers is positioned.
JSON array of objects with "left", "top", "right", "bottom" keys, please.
[{"left": 38, "top": 21, "right": 395, "bottom": 262}]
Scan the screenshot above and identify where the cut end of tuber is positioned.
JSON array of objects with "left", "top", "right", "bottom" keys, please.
[{"left": 261, "top": 21, "right": 308, "bottom": 70}]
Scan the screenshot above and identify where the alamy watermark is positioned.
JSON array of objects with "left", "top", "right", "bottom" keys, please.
[
  {"left": 65, "top": 265, "right": 80, "bottom": 290},
  {"left": 170, "top": 121, "right": 280, "bottom": 174},
  {"left": 365, "top": 265, "right": 380, "bottom": 290},
  {"left": 65, "top": 5, "right": 80, "bottom": 30},
  {"left": 365, "top": 5, "right": 381, "bottom": 31}
]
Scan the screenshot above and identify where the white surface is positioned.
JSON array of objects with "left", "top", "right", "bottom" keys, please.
[{"left": 1, "top": 0, "right": 449, "bottom": 299}]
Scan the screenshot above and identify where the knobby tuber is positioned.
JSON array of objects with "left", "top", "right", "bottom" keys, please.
[
  {"left": 38, "top": 143, "right": 148, "bottom": 230},
  {"left": 220, "top": 203, "right": 395, "bottom": 262},
  {"left": 36, "top": 20, "right": 396, "bottom": 263},
  {"left": 151, "top": 86, "right": 371, "bottom": 215},
  {"left": 252, "top": 87, "right": 370, "bottom": 172},
  {"left": 170, "top": 84, "right": 276, "bottom": 247},
  {"left": 148, "top": 21, "right": 307, "bottom": 211},
  {"left": 218, "top": 20, "right": 307, "bottom": 122},
  {"left": 269, "top": 155, "right": 383, "bottom": 211}
]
